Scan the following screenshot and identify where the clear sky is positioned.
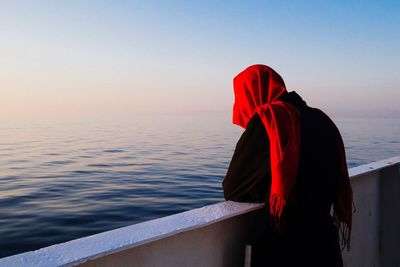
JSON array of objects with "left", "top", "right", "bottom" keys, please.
[{"left": 1, "top": 1, "right": 399, "bottom": 122}]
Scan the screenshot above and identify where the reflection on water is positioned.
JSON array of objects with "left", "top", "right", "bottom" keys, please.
[
  {"left": 0, "top": 114, "right": 399, "bottom": 258},
  {"left": 336, "top": 117, "right": 400, "bottom": 168}
]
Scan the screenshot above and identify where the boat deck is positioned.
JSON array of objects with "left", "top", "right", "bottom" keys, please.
[{"left": 1, "top": 156, "right": 400, "bottom": 267}]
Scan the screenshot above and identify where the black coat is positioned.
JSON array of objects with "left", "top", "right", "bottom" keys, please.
[{"left": 222, "top": 91, "right": 344, "bottom": 267}]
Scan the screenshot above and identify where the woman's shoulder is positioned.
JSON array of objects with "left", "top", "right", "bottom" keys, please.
[
  {"left": 305, "top": 107, "right": 342, "bottom": 137},
  {"left": 245, "top": 113, "right": 268, "bottom": 135}
]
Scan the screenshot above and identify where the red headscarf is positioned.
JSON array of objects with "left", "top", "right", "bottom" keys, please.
[
  {"left": 233, "top": 64, "right": 301, "bottom": 231},
  {"left": 233, "top": 64, "right": 352, "bottom": 249}
]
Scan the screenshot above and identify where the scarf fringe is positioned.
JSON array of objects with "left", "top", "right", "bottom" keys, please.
[
  {"left": 333, "top": 211, "right": 351, "bottom": 251},
  {"left": 270, "top": 194, "right": 286, "bottom": 233},
  {"left": 270, "top": 194, "right": 352, "bottom": 251}
]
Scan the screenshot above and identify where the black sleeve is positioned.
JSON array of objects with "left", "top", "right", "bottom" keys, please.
[{"left": 222, "top": 114, "right": 271, "bottom": 202}]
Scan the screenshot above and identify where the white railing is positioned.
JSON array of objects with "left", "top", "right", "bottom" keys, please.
[{"left": 1, "top": 156, "right": 400, "bottom": 267}]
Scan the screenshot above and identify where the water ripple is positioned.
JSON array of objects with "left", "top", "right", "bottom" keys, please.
[{"left": 0, "top": 116, "right": 399, "bottom": 258}]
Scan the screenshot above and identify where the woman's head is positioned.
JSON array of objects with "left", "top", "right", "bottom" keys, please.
[{"left": 233, "top": 64, "right": 287, "bottom": 128}]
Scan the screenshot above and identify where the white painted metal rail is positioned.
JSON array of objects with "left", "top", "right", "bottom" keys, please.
[{"left": 1, "top": 156, "right": 400, "bottom": 267}]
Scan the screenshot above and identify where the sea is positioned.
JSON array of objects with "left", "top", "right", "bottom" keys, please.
[{"left": 0, "top": 114, "right": 399, "bottom": 258}]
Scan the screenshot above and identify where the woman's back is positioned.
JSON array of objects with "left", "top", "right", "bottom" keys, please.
[{"left": 279, "top": 92, "right": 344, "bottom": 266}]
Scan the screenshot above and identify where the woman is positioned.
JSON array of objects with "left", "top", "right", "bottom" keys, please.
[{"left": 222, "top": 65, "right": 353, "bottom": 267}]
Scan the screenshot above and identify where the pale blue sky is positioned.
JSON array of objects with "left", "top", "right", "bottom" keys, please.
[{"left": 1, "top": 1, "right": 399, "bottom": 121}]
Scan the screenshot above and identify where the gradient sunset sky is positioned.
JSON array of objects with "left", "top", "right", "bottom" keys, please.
[{"left": 1, "top": 1, "right": 399, "bottom": 122}]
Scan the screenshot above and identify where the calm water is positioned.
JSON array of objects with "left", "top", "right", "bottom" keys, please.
[{"left": 1, "top": 114, "right": 399, "bottom": 258}]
